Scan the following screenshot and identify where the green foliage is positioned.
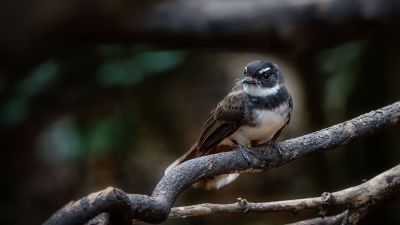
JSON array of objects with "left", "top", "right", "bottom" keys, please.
[
  {"left": 97, "top": 46, "right": 186, "bottom": 87},
  {"left": 318, "top": 41, "right": 366, "bottom": 121},
  {"left": 81, "top": 118, "right": 123, "bottom": 156},
  {"left": 1, "top": 46, "right": 186, "bottom": 128},
  {"left": 38, "top": 117, "right": 82, "bottom": 162},
  {"left": 38, "top": 116, "right": 124, "bottom": 162},
  {"left": 1, "top": 61, "right": 59, "bottom": 126}
]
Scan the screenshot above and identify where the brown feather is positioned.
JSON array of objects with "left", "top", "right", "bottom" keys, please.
[{"left": 170, "top": 90, "right": 245, "bottom": 165}]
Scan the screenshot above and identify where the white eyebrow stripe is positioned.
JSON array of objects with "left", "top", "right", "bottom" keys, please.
[{"left": 258, "top": 67, "right": 271, "bottom": 74}]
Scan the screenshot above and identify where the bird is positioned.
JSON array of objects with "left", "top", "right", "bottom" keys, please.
[{"left": 165, "top": 59, "right": 293, "bottom": 190}]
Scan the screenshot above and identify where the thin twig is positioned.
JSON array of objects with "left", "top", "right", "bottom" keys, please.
[
  {"left": 168, "top": 164, "right": 400, "bottom": 221},
  {"left": 43, "top": 101, "right": 400, "bottom": 225}
]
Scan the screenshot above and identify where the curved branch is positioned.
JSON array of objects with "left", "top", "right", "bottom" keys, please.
[
  {"left": 43, "top": 101, "right": 400, "bottom": 225},
  {"left": 169, "top": 164, "right": 400, "bottom": 220}
]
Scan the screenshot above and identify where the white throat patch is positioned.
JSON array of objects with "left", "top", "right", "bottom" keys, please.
[{"left": 243, "top": 84, "right": 281, "bottom": 97}]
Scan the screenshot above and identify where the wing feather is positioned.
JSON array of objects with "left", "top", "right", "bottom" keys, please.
[
  {"left": 172, "top": 90, "right": 245, "bottom": 164},
  {"left": 196, "top": 91, "right": 244, "bottom": 152}
]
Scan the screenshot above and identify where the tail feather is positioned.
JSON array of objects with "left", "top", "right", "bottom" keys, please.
[
  {"left": 193, "top": 173, "right": 240, "bottom": 190},
  {"left": 165, "top": 141, "right": 239, "bottom": 190},
  {"left": 164, "top": 144, "right": 198, "bottom": 175}
]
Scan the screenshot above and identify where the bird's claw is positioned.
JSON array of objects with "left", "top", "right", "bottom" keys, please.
[
  {"left": 269, "top": 140, "right": 284, "bottom": 157},
  {"left": 237, "top": 141, "right": 283, "bottom": 163},
  {"left": 237, "top": 144, "right": 253, "bottom": 164}
]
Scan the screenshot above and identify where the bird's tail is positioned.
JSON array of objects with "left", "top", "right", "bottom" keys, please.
[
  {"left": 193, "top": 173, "right": 240, "bottom": 190},
  {"left": 164, "top": 143, "right": 240, "bottom": 190},
  {"left": 164, "top": 143, "right": 198, "bottom": 175}
]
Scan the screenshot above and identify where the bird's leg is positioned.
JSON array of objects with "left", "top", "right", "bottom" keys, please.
[
  {"left": 268, "top": 140, "right": 284, "bottom": 157},
  {"left": 236, "top": 143, "right": 254, "bottom": 164}
]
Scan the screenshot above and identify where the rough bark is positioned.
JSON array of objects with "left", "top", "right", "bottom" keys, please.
[
  {"left": 169, "top": 164, "right": 400, "bottom": 222},
  {"left": 43, "top": 101, "right": 400, "bottom": 225}
]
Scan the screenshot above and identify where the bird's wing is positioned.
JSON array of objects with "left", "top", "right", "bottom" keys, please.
[
  {"left": 165, "top": 91, "right": 245, "bottom": 174},
  {"left": 196, "top": 91, "right": 245, "bottom": 152}
]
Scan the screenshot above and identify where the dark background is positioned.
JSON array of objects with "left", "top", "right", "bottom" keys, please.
[{"left": 0, "top": 0, "right": 399, "bottom": 224}]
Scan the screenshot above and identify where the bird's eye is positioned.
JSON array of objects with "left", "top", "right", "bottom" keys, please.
[
  {"left": 258, "top": 67, "right": 271, "bottom": 78},
  {"left": 244, "top": 67, "right": 248, "bottom": 75}
]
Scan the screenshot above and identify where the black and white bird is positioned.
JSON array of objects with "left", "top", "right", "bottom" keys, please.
[{"left": 165, "top": 60, "right": 293, "bottom": 190}]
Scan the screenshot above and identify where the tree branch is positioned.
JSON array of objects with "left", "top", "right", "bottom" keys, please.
[
  {"left": 169, "top": 163, "right": 400, "bottom": 222},
  {"left": 287, "top": 210, "right": 348, "bottom": 225},
  {"left": 122, "top": 0, "right": 400, "bottom": 51},
  {"left": 3, "top": 0, "right": 400, "bottom": 66},
  {"left": 43, "top": 101, "right": 400, "bottom": 225}
]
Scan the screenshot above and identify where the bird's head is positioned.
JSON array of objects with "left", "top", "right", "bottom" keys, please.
[{"left": 241, "top": 60, "right": 284, "bottom": 97}]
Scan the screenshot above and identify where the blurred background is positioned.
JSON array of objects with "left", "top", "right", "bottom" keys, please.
[{"left": 1, "top": 0, "right": 400, "bottom": 225}]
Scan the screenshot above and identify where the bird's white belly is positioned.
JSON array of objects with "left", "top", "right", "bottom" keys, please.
[{"left": 230, "top": 104, "right": 289, "bottom": 146}]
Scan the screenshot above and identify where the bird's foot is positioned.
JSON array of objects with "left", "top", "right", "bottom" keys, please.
[
  {"left": 237, "top": 144, "right": 254, "bottom": 164},
  {"left": 268, "top": 140, "right": 284, "bottom": 157}
]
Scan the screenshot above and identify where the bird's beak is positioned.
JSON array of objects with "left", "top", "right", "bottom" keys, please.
[{"left": 242, "top": 77, "right": 259, "bottom": 85}]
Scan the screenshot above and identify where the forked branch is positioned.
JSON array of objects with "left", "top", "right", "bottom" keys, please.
[
  {"left": 44, "top": 101, "right": 400, "bottom": 225},
  {"left": 169, "top": 164, "right": 400, "bottom": 224}
]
